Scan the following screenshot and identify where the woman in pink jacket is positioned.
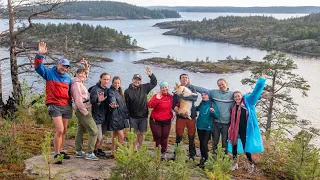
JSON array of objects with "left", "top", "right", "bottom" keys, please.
[{"left": 71, "top": 60, "right": 100, "bottom": 161}]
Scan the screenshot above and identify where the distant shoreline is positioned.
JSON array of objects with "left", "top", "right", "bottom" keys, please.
[{"left": 134, "top": 57, "right": 261, "bottom": 74}]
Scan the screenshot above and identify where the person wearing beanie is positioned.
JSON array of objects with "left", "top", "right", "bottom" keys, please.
[
  {"left": 148, "top": 81, "right": 173, "bottom": 160},
  {"left": 196, "top": 89, "right": 219, "bottom": 168},
  {"left": 189, "top": 78, "right": 234, "bottom": 155}
]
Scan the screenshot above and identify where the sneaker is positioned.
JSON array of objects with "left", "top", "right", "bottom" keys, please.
[
  {"left": 60, "top": 151, "right": 71, "bottom": 159},
  {"left": 76, "top": 151, "right": 86, "bottom": 158},
  {"left": 247, "top": 163, "right": 255, "bottom": 173},
  {"left": 96, "top": 149, "right": 107, "bottom": 157},
  {"left": 230, "top": 163, "right": 239, "bottom": 171},
  {"left": 53, "top": 154, "right": 63, "bottom": 164},
  {"left": 161, "top": 153, "right": 166, "bottom": 160},
  {"left": 85, "top": 153, "right": 99, "bottom": 161}
]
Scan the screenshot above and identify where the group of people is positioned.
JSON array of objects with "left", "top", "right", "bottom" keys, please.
[{"left": 34, "top": 41, "right": 266, "bottom": 172}]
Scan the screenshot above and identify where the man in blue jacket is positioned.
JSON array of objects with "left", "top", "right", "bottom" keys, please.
[{"left": 190, "top": 78, "right": 234, "bottom": 154}]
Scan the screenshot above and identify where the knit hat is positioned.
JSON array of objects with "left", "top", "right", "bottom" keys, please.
[
  {"left": 201, "top": 89, "right": 210, "bottom": 96},
  {"left": 159, "top": 81, "right": 169, "bottom": 88}
]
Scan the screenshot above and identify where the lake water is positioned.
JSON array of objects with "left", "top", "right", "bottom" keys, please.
[{"left": 0, "top": 12, "right": 319, "bottom": 140}]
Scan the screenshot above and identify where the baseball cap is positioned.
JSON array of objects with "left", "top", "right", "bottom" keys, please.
[
  {"left": 58, "top": 58, "right": 70, "bottom": 67},
  {"left": 132, "top": 74, "right": 141, "bottom": 80}
]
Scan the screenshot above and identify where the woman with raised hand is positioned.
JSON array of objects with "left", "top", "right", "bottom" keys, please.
[
  {"left": 229, "top": 72, "right": 267, "bottom": 172},
  {"left": 147, "top": 81, "right": 173, "bottom": 160},
  {"left": 107, "top": 76, "right": 129, "bottom": 154},
  {"left": 89, "top": 72, "right": 111, "bottom": 157},
  {"left": 71, "top": 60, "right": 99, "bottom": 161}
]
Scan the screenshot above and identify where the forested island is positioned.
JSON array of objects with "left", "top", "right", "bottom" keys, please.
[
  {"left": 154, "top": 13, "right": 320, "bottom": 56},
  {"left": 0, "top": 23, "right": 143, "bottom": 52},
  {"left": 134, "top": 56, "right": 261, "bottom": 73},
  {"left": 0, "top": 1, "right": 181, "bottom": 20},
  {"left": 148, "top": 6, "right": 320, "bottom": 14}
]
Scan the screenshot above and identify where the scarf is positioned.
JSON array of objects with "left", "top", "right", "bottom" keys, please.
[{"left": 229, "top": 99, "right": 247, "bottom": 145}]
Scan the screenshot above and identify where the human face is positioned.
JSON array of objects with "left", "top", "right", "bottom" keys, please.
[
  {"left": 160, "top": 85, "right": 169, "bottom": 94},
  {"left": 132, "top": 78, "right": 141, "bottom": 87},
  {"left": 233, "top": 92, "right": 243, "bottom": 104},
  {"left": 100, "top": 75, "right": 111, "bottom": 88},
  {"left": 217, "top": 80, "right": 228, "bottom": 92},
  {"left": 56, "top": 63, "right": 69, "bottom": 74},
  {"left": 201, "top": 93, "right": 209, "bottom": 101},
  {"left": 112, "top": 79, "right": 121, "bottom": 90},
  {"left": 77, "top": 72, "right": 87, "bottom": 82},
  {"left": 180, "top": 75, "right": 189, "bottom": 86}
]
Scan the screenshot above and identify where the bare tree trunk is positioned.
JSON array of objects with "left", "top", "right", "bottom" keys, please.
[
  {"left": 8, "top": 0, "right": 21, "bottom": 101},
  {"left": 266, "top": 74, "right": 276, "bottom": 138},
  {"left": 0, "top": 63, "right": 3, "bottom": 122},
  {"left": 266, "top": 97, "right": 274, "bottom": 138}
]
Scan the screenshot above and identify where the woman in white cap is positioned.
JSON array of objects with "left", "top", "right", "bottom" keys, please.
[{"left": 147, "top": 81, "right": 173, "bottom": 160}]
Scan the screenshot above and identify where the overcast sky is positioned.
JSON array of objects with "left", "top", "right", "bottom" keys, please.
[{"left": 111, "top": 0, "right": 320, "bottom": 7}]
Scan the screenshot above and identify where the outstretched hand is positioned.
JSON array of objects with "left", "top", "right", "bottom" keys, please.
[
  {"left": 156, "top": 92, "right": 162, "bottom": 99},
  {"left": 145, "top": 67, "right": 152, "bottom": 76},
  {"left": 109, "top": 102, "right": 119, "bottom": 108},
  {"left": 80, "top": 58, "right": 90, "bottom": 70},
  {"left": 98, "top": 92, "right": 107, "bottom": 102},
  {"left": 261, "top": 71, "right": 267, "bottom": 78},
  {"left": 38, "top": 42, "right": 47, "bottom": 56}
]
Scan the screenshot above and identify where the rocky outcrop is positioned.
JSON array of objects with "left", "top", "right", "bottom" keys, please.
[{"left": 134, "top": 57, "right": 261, "bottom": 74}]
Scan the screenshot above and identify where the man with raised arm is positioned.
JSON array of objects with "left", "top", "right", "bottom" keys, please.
[
  {"left": 34, "top": 42, "right": 76, "bottom": 164},
  {"left": 190, "top": 79, "right": 234, "bottom": 154},
  {"left": 124, "top": 67, "right": 157, "bottom": 151}
]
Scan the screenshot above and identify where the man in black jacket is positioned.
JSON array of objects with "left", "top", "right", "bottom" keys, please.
[{"left": 125, "top": 67, "right": 157, "bottom": 151}]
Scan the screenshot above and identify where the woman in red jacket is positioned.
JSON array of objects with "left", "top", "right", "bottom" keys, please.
[{"left": 148, "top": 81, "right": 173, "bottom": 159}]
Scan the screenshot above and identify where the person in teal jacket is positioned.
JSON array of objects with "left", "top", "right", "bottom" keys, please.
[
  {"left": 196, "top": 90, "right": 219, "bottom": 168},
  {"left": 229, "top": 73, "right": 266, "bottom": 172},
  {"left": 190, "top": 78, "right": 233, "bottom": 154}
]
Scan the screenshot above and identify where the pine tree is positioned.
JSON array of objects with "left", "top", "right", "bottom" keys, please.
[
  {"left": 284, "top": 130, "right": 320, "bottom": 179},
  {"left": 241, "top": 51, "right": 310, "bottom": 136}
]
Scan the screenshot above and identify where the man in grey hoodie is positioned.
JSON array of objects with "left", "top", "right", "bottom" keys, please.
[{"left": 190, "top": 78, "right": 234, "bottom": 154}]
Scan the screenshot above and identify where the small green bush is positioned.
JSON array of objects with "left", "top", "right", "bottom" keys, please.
[
  {"left": 110, "top": 131, "right": 164, "bottom": 180},
  {"left": 165, "top": 144, "right": 191, "bottom": 180},
  {"left": 205, "top": 144, "right": 232, "bottom": 180}
]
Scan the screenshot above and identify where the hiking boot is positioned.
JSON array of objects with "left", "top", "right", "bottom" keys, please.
[
  {"left": 60, "top": 151, "right": 71, "bottom": 159},
  {"left": 230, "top": 163, "right": 239, "bottom": 171},
  {"left": 161, "top": 153, "right": 166, "bottom": 160},
  {"left": 76, "top": 151, "right": 86, "bottom": 158},
  {"left": 53, "top": 154, "right": 63, "bottom": 164},
  {"left": 198, "top": 158, "right": 206, "bottom": 169},
  {"left": 96, "top": 149, "right": 107, "bottom": 157},
  {"left": 247, "top": 163, "right": 255, "bottom": 173},
  {"left": 85, "top": 153, "right": 99, "bottom": 161}
]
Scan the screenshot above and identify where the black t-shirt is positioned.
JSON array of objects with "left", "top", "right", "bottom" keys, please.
[{"left": 235, "top": 105, "right": 247, "bottom": 132}]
